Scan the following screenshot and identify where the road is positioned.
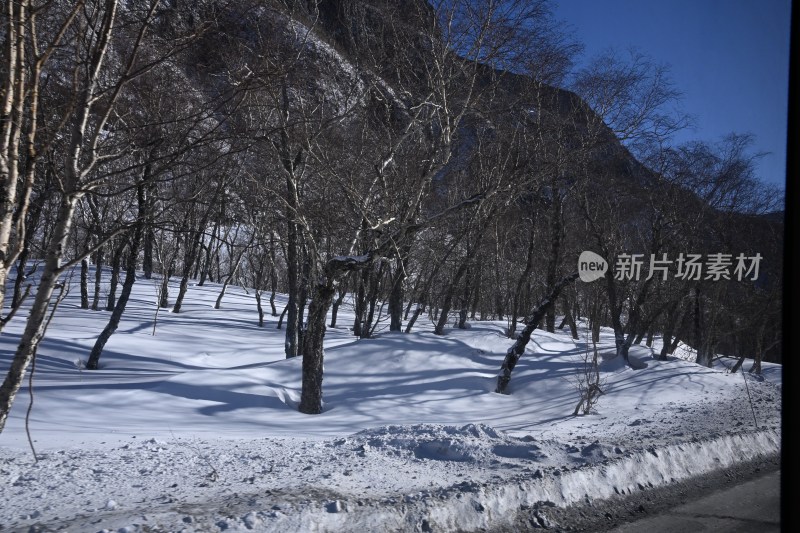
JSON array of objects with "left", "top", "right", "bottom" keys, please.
[
  {"left": 505, "top": 453, "right": 782, "bottom": 532},
  {"left": 610, "top": 470, "right": 780, "bottom": 533}
]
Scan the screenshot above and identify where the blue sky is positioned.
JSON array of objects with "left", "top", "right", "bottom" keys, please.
[{"left": 551, "top": 0, "right": 791, "bottom": 190}]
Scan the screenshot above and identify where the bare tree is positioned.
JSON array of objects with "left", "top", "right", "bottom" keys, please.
[
  {"left": 0, "top": 0, "right": 202, "bottom": 433},
  {"left": 496, "top": 272, "right": 579, "bottom": 394}
]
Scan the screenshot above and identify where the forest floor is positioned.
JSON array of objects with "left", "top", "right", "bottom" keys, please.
[{"left": 0, "top": 268, "right": 781, "bottom": 532}]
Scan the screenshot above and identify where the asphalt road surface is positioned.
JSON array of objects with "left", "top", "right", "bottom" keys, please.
[
  {"left": 504, "top": 453, "right": 781, "bottom": 532},
  {"left": 610, "top": 469, "right": 780, "bottom": 533}
]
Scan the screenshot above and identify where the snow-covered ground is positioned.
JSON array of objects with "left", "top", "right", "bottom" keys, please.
[{"left": 0, "top": 269, "right": 781, "bottom": 532}]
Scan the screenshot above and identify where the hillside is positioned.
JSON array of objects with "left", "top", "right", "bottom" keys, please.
[{"left": 0, "top": 1, "right": 783, "bottom": 531}]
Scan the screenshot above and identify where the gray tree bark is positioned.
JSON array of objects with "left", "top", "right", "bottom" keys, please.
[
  {"left": 0, "top": 195, "right": 79, "bottom": 432},
  {"left": 496, "top": 272, "right": 579, "bottom": 394},
  {"left": 80, "top": 258, "right": 90, "bottom": 309},
  {"left": 300, "top": 194, "right": 486, "bottom": 414},
  {"left": 509, "top": 229, "right": 536, "bottom": 337},
  {"left": 86, "top": 171, "right": 149, "bottom": 369},
  {"left": 330, "top": 283, "right": 347, "bottom": 328},
  {"left": 86, "top": 238, "right": 138, "bottom": 369},
  {"left": 389, "top": 243, "right": 411, "bottom": 332}
]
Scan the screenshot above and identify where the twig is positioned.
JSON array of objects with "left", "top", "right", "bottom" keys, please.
[
  {"left": 740, "top": 366, "right": 759, "bottom": 429},
  {"left": 720, "top": 356, "right": 759, "bottom": 429},
  {"left": 26, "top": 275, "right": 71, "bottom": 462},
  {"left": 152, "top": 278, "right": 162, "bottom": 336},
  {"left": 169, "top": 428, "right": 219, "bottom": 482},
  {"left": 0, "top": 284, "right": 32, "bottom": 328}
]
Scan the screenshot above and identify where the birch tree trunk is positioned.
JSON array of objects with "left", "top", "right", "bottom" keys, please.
[
  {"left": 214, "top": 238, "right": 250, "bottom": 310},
  {"left": 0, "top": 195, "right": 79, "bottom": 432},
  {"left": 544, "top": 182, "right": 563, "bottom": 333},
  {"left": 269, "top": 232, "right": 278, "bottom": 316},
  {"left": 329, "top": 284, "right": 347, "bottom": 328},
  {"left": 92, "top": 246, "right": 104, "bottom": 310},
  {"left": 106, "top": 236, "right": 125, "bottom": 309},
  {"left": 434, "top": 218, "right": 492, "bottom": 335},
  {"left": 80, "top": 259, "right": 90, "bottom": 309},
  {"left": 172, "top": 229, "right": 205, "bottom": 314},
  {"left": 389, "top": 243, "right": 411, "bottom": 332},
  {"left": 496, "top": 272, "right": 579, "bottom": 394},
  {"left": 0, "top": 0, "right": 180, "bottom": 432},
  {"left": 352, "top": 269, "right": 366, "bottom": 337},
  {"left": 86, "top": 240, "right": 136, "bottom": 369},
  {"left": 509, "top": 229, "right": 536, "bottom": 337}
]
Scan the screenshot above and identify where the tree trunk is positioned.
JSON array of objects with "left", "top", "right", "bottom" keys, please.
[
  {"left": 352, "top": 270, "right": 366, "bottom": 337},
  {"left": 0, "top": 194, "right": 79, "bottom": 433},
  {"left": 361, "top": 262, "right": 384, "bottom": 338},
  {"left": 748, "top": 322, "right": 766, "bottom": 375},
  {"left": 277, "top": 303, "right": 288, "bottom": 329},
  {"left": 80, "top": 258, "right": 90, "bottom": 309},
  {"left": 214, "top": 239, "right": 248, "bottom": 310},
  {"left": 8, "top": 207, "right": 39, "bottom": 313},
  {"left": 297, "top": 243, "right": 312, "bottom": 338},
  {"left": 85, "top": 170, "right": 151, "bottom": 369},
  {"left": 330, "top": 285, "right": 346, "bottom": 328},
  {"left": 87, "top": 235, "right": 141, "bottom": 369},
  {"left": 496, "top": 272, "right": 579, "bottom": 394},
  {"left": 405, "top": 231, "right": 466, "bottom": 333},
  {"left": 457, "top": 271, "right": 471, "bottom": 329},
  {"left": 142, "top": 177, "right": 154, "bottom": 280},
  {"left": 590, "top": 303, "right": 601, "bottom": 344},
  {"left": 175, "top": 181, "right": 225, "bottom": 312},
  {"left": 435, "top": 260, "right": 469, "bottom": 335},
  {"left": 157, "top": 277, "right": 168, "bottom": 309},
  {"left": 298, "top": 276, "right": 336, "bottom": 414},
  {"left": 269, "top": 232, "right": 278, "bottom": 316},
  {"left": 509, "top": 230, "right": 536, "bottom": 337},
  {"left": 91, "top": 245, "right": 104, "bottom": 310},
  {"left": 106, "top": 238, "right": 125, "bottom": 310},
  {"left": 405, "top": 304, "right": 425, "bottom": 334},
  {"left": 434, "top": 219, "right": 491, "bottom": 335},
  {"left": 604, "top": 267, "right": 628, "bottom": 364},
  {"left": 198, "top": 219, "right": 218, "bottom": 286},
  {"left": 192, "top": 242, "right": 206, "bottom": 280},
  {"left": 143, "top": 228, "right": 154, "bottom": 280},
  {"left": 403, "top": 268, "right": 424, "bottom": 320},
  {"left": 172, "top": 232, "right": 200, "bottom": 314},
  {"left": 694, "top": 287, "right": 712, "bottom": 367},
  {"left": 269, "top": 284, "right": 277, "bottom": 316},
  {"left": 565, "top": 307, "right": 579, "bottom": 340},
  {"left": 284, "top": 192, "right": 300, "bottom": 357},
  {"left": 388, "top": 263, "right": 405, "bottom": 332},
  {"left": 295, "top": 193, "right": 488, "bottom": 414},
  {"left": 255, "top": 290, "right": 265, "bottom": 327},
  {"left": 11, "top": 249, "right": 30, "bottom": 310},
  {"left": 389, "top": 244, "right": 411, "bottom": 332},
  {"left": 544, "top": 184, "right": 563, "bottom": 333},
  {"left": 470, "top": 262, "right": 482, "bottom": 320},
  {"left": 9, "top": 191, "right": 46, "bottom": 313},
  {"left": 748, "top": 356, "right": 763, "bottom": 375}
]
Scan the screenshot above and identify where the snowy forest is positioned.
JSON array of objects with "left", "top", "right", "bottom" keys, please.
[{"left": 0, "top": 1, "right": 784, "bottom": 530}]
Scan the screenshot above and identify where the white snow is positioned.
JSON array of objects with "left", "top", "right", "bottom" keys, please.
[{"left": 0, "top": 267, "right": 781, "bottom": 532}]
